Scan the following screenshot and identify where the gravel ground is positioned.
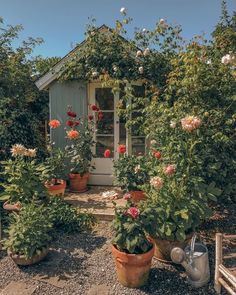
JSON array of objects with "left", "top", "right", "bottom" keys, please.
[{"left": 0, "top": 203, "right": 235, "bottom": 295}]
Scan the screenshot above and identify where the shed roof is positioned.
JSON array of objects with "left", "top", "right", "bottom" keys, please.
[{"left": 35, "top": 25, "right": 129, "bottom": 90}]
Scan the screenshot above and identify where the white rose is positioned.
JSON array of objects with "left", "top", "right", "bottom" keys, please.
[
  {"left": 120, "top": 7, "right": 127, "bottom": 15},
  {"left": 206, "top": 59, "right": 212, "bottom": 65},
  {"left": 142, "top": 28, "right": 147, "bottom": 33},
  {"left": 113, "top": 66, "right": 118, "bottom": 72},
  {"left": 138, "top": 66, "right": 144, "bottom": 74},
  {"left": 170, "top": 121, "right": 177, "bottom": 128},
  {"left": 221, "top": 54, "right": 231, "bottom": 65},
  {"left": 159, "top": 18, "right": 165, "bottom": 25},
  {"left": 150, "top": 140, "right": 157, "bottom": 145},
  {"left": 92, "top": 71, "right": 98, "bottom": 77},
  {"left": 143, "top": 48, "right": 150, "bottom": 57},
  {"left": 136, "top": 50, "right": 142, "bottom": 57}
]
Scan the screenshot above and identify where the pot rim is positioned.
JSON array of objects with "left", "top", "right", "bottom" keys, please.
[
  {"left": 69, "top": 172, "right": 90, "bottom": 178},
  {"left": 7, "top": 246, "right": 48, "bottom": 259},
  {"left": 112, "top": 243, "right": 154, "bottom": 258}
]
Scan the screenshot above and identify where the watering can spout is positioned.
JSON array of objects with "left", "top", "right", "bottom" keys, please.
[{"left": 171, "top": 248, "right": 201, "bottom": 281}]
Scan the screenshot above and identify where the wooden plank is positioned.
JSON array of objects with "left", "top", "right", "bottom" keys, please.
[
  {"left": 224, "top": 235, "right": 236, "bottom": 240},
  {"left": 218, "top": 278, "right": 236, "bottom": 295},
  {"left": 223, "top": 253, "right": 236, "bottom": 260},
  {"left": 219, "top": 264, "right": 236, "bottom": 286},
  {"left": 215, "top": 233, "right": 223, "bottom": 294}
]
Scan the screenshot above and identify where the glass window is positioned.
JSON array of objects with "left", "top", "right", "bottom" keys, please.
[
  {"left": 95, "top": 88, "right": 114, "bottom": 110},
  {"left": 97, "top": 112, "right": 114, "bottom": 135},
  {"left": 95, "top": 135, "right": 114, "bottom": 158}
]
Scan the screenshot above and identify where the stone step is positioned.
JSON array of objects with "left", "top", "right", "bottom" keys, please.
[{"left": 63, "top": 186, "right": 126, "bottom": 221}]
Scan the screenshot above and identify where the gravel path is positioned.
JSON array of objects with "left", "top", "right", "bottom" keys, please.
[{"left": 0, "top": 203, "right": 235, "bottom": 295}]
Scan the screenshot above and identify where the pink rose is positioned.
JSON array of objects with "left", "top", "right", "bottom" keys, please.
[
  {"left": 126, "top": 207, "right": 140, "bottom": 219},
  {"left": 123, "top": 193, "right": 132, "bottom": 200},
  {"left": 181, "top": 116, "right": 202, "bottom": 132},
  {"left": 150, "top": 176, "right": 163, "bottom": 189},
  {"left": 163, "top": 164, "right": 176, "bottom": 176}
]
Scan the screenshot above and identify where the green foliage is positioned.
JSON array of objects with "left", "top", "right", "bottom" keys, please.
[
  {"left": 37, "top": 147, "right": 69, "bottom": 183},
  {"left": 65, "top": 119, "right": 95, "bottom": 175},
  {"left": 0, "top": 18, "right": 60, "bottom": 162},
  {"left": 113, "top": 154, "right": 149, "bottom": 192},
  {"left": 112, "top": 201, "right": 152, "bottom": 254},
  {"left": 3, "top": 203, "right": 52, "bottom": 258},
  {"left": 0, "top": 150, "right": 48, "bottom": 204},
  {"left": 47, "top": 197, "right": 96, "bottom": 233}
]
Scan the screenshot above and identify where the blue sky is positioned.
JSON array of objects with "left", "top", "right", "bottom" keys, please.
[{"left": 1, "top": 0, "right": 235, "bottom": 58}]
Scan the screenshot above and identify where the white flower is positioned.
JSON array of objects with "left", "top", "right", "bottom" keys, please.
[
  {"left": 150, "top": 139, "right": 157, "bottom": 145},
  {"left": 92, "top": 71, "right": 99, "bottom": 77},
  {"left": 159, "top": 18, "right": 165, "bottom": 25},
  {"left": 206, "top": 59, "right": 212, "bottom": 65},
  {"left": 134, "top": 165, "right": 141, "bottom": 174},
  {"left": 142, "top": 28, "right": 147, "bottom": 33},
  {"left": 120, "top": 7, "right": 127, "bottom": 15},
  {"left": 221, "top": 54, "right": 231, "bottom": 64},
  {"left": 25, "top": 148, "right": 37, "bottom": 157},
  {"left": 136, "top": 50, "right": 142, "bottom": 58},
  {"left": 170, "top": 121, "right": 177, "bottom": 128},
  {"left": 90, "top": 31, "right": 95, "bottom": 36},
  {"left": 10, "top": 144, "right": 27, "bottom": 157},
  {"left": 138, "top": 66, "right": 144, "bottom": 74},
  {"left": 143, "top": 48, "right": 150, "bottom": 57},
  {"left": 113, "top": 65, "right": 118, "bottom": 72}
]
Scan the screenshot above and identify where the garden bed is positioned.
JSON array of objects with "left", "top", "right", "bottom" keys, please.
[{"left": 0, "top": 203, "right": 235, "bottom": 295}]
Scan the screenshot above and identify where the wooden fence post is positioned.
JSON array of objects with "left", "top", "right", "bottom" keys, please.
[{"left": 215, "top": 233, "right": 223, "bottom": 294}]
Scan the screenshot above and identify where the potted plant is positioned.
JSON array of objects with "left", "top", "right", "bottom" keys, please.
[
  {"left": 141, "top": 115, "right": 221, "bottom": 262},
  {"left": 38, "top": 147, "right": 68, "bottom": 196},
  {"left": 65, "top": 108, "right": 95, "bottom": 193},
  {"left": 111, "top": 201, "right": 154, "bottom": 288},
  {"left": 113, "top": 147, "right": 149, "bottom": 203},
  {"left": 0, "top": 144, "right": 48, "bottom": 210},
  {"left": 3, "top": 203, "right": 52, "bottom": 265}
]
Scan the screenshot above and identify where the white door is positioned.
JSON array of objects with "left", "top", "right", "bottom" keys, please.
[{"left": 88, "top": 83, "right": 126, "bottom": 185}]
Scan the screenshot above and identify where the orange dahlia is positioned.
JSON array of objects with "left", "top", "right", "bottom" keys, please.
[
  {"left": 48, "top": 119, "right": 61, "bottom": 129},
  {"left": 67, "top": 130, "right": 80, "bottom": 139}
]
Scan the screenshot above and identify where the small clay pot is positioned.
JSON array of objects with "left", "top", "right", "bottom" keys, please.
[
  {"left": 3, "top": 201, "right": 21, "bottom": 212},
  {"left": 69, "top": 172, "right": 89, "bottom": 193},
  {"left": 128, "top": 191, "right": 146, "bottom": 203},
  {"left": 151, "top": 232, "right": 193, "bottom": 263},
  {"left": 7, "top": 247, "right": 49, "bottom": 266},
  {"left": 45, "top": 179, "right": 66, "bottom": 197},
  {"left": 112, "top": 244, "right": 154, "bottom": 288}
]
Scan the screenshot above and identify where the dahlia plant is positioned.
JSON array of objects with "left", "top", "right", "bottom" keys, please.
[
  {"left": 0, "top": 144, "right": 48, "bottom": 204},
  {"left": 112, "top": 201, "right": 152, "bottom": 254},
  {"left": 113, "top": 146, "right": 149, "bottom": 192}
]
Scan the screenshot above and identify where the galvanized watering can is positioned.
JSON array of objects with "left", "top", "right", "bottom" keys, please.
[{"left": 171, "top": 234, "right": 210, "bottom": 288}]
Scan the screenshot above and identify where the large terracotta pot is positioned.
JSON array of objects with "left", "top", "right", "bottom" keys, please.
[
  {"left": 129, "top": 191, "right": 146, "bottom": 203},
  {"left": 45, "top": 179, "right": 66, "bottom": 197},
  {"left": 8, "top": 247, "right": 49, "bottom": 266},
  {"left": 152, "top": 233, "right": 193, "bottom": 263},
  {"left": 69, "top": 172, "right": 89, "bottom": 193},
  {"left": 111, "top": 244, "right": 154, "bottom": 288}
]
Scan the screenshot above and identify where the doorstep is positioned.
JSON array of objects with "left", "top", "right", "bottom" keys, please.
[{"left": 64, "top": 186, "right": 126, "bottom": 221}]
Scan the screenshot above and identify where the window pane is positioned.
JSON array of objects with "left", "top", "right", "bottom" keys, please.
[
  {"left": 95, "top": 88, "right": 114, "bottom": 110},
  {"left": 97, "top": 112, "right": 114, "bottom": 135},
  {"left": 96, "top": 136, "right": 114, "bottom": 158},
  {"left": 132, "top": 137, "right": 145, "bottom": 156},
  {"left": 132, "top": 85, "right": 145, "bottom": 97}
]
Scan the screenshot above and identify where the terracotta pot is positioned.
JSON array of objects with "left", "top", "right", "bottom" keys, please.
[
  {"left": 129, "top": 191, "right": 146, "bottom": 203},
  {"left": 3, "top": 201, "right": 21, "bottom": 212},
  {"left": 112, "top": 244, "right": 154, "bottom": 288},
  {"left": 45, "top": 179, "right": 66, "bottom": 197},
  {"left": 152, "top": 232, "right": 193, "bottom": 263},
  {"left": 8, "top": 247, "right": 49, "bottom": 266},
  {"left": 69, "top": 172, "right": 89, "bottom": 193}
]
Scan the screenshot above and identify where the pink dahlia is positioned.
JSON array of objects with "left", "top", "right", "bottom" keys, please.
[
  {"left": 126, "top": 207, "right": 140, "bottom": 219},
  {"left": 163, "top": 164, "right": 176, "bottom": 176}
]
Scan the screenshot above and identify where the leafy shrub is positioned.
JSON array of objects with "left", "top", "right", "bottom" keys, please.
[
  {"left": 48, "top": 197, "right": 96, "bottom": 233},
  {"left": 112, "top": 201, "right": 152, "bottom": 254},
  {"left": 0, "top": 145, "right": 48, "bottom": 204},
  {"left": 3, "top": 203, "right": 52, "bottom": 258},
  {"left": 113, "top": 154, "right": 149, "bottom": 192}
]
